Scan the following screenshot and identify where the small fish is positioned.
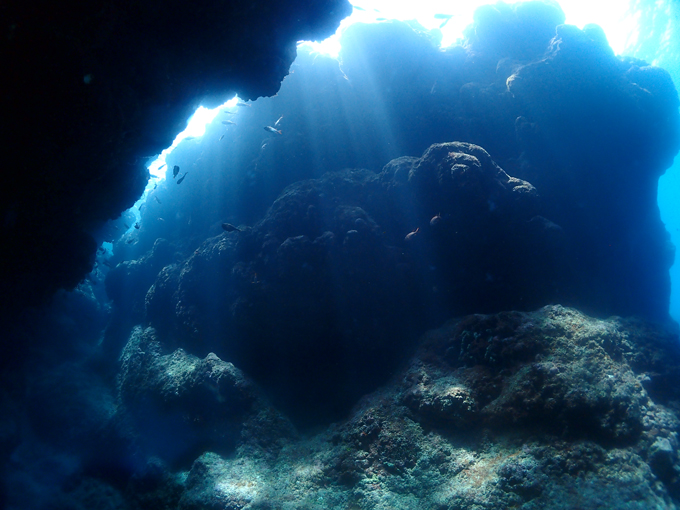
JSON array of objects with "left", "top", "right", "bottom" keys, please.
[
  {"left": 126, "top": 238, "right": 135, "bottom": 244},
  {"left": 274, "top": 115, "right": 284, "bottom": 127},
  {"left": 376, "top": 17, "right": 387, "bottom": 21},
  {"left": 139, "top": 203, "right": 145, "bottom": 211},
  {"left": 157, "top": 163, "right": 167, "bottom": 170},
  {"left": 219, "top": 134, "right": 225, "bottom": 141},
  {"left": 173, "top": 165, "right": 180, "bottom": 178},
  {"left": 153, "top": 183, "right": 157, "bottom": 190},
  {"left": 264, "top": 126, "right": 282, "bottom": 135},
  {"left": 236, "top": 101, "right": 251, "bottom": 107},
  {"left": 405, "top": 227, "right": 420, "bottom": 242},
  {"left": 430, "top": 213, "right": 442, "bottom": 226},
  {"left": 124, "top": 223, "right": 130, "bottom": 229},
  {"left": 154, "top": 195, "right": 162, "bottom": 204},
  {"left": 177, "top": 172, "right": 188, "bottom": 184},
  {"left": 353, "top": 5, "right": 366, "bottom": 11},
  {"left": 221, "top": 222, "right": 242, "bottom": 232},
  {"left": 222, "top": 120, "right": 236, "bottom": 125},
  {"left": 134, "top": 222, "right": 140, "bottom": 229},
  {"left": 430, "top": 80, "right": 437, "bottom": 94},
  {"left": 157, "top": 217, "right": 165, "bottom": 222},
  {"left": 435, "top": 13, "right": 454, "bottom": 28},
  {"left": 222, "top": 110, "right": 236, "bottom": 114}
]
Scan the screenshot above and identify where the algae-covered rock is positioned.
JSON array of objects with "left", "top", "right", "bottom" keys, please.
[
  {"left": 117, "top": 306, "right": 680, "bottom": 509},
  {"left": 143, "top": 144, "right": 571, "bottom": 426},
  {"left": 118, "top": 326, "right": 295, "bottom": 466},
  {"left": 404, "top": 305, "right": 660, "bottom": 442}
]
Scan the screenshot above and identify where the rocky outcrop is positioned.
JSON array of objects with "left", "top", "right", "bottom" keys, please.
[
  {"left": 119, "top": 6, "right": 679, "bottom": 336},
  {"left": 143, "top": 142, "right": 569, "bottom": 424},
  {"left": 117, "top": 326, "right": 296, "bottom": 467},
  {"left": 402, "top": 306, "right": 672, "bottom": 443},
  {"left": 105, "top": 238, "right": 174, "bottom": 323},
  {"left": 113, "top": 306, "right": 680, "bottom": 509}
]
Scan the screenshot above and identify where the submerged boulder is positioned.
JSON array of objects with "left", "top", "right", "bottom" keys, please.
[
  {"left": 117, "top": 326, "right": 295, "bottom": 466},
  {"left": 403, "top": 305, "right": 677, "bottom": 443},
  {"left": 116, "top": 306, "right": 680, "bottom": 509},
  {"left": 143, "top": 142, "right": 576, "bottom": 425}
]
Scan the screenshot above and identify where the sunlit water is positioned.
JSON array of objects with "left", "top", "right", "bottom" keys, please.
[{"left": 128, "top": 0, "right": 679, "bottom": 321}]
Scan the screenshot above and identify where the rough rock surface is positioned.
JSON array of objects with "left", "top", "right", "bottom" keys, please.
[
  {"left": 144, "top": 142, "right": 563, "bottom": 424},
  {"left": 115, "top": 306, "right": 680, "bottom": 509},
  {"left": 105, "top": 238, "right": 174, "bottom": 323},
  {"left": 1, "top": 0, "right": 351, "bottom": 316},
  {"left": 117, "top": 326, "right": 296, "bottom": 467}
]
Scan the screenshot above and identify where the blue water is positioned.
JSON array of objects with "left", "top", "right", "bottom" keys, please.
[
  {"left": 626, "top": 0, "right": 680, "bottom": 322},
  {"left": 660, "top": 159, "right": 680, "bottom": 322}
]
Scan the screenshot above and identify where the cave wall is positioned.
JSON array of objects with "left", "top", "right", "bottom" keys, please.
[{"left": 0, "top": 0, "right": 352, "bottom": 316}]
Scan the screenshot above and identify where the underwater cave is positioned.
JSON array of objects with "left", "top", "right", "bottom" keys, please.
[{"left": 2, "top": 0, "right": 680, "bottom": 508}]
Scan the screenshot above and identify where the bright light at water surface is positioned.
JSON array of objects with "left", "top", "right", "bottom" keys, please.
[
  {"left": 142, "top": 1, "right": 649, "bottom": 214},
  {"left": 300, "top": 0, "right": 637, "bottom": 57},
  {"left": 146, "top": 96, "right": 239, "bottom": 180},
  {"left": 110, "top": 0, "right": 679, "bottom": 321}
]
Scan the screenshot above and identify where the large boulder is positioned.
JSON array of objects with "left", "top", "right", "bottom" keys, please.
[
  {"left": 144, "top": 143, "right": 572, "bottom": 424},
  {"left": 115, "top": 306, "right": 680, "bottom": 509},
  {"left": 117, "top": 326, "right": 296, "bottom": 467}
]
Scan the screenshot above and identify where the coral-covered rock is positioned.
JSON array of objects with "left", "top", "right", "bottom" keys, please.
[
  {"left": 118, "top": 326, "right": 295, "bottom": 466},
  {"left": 404, "top": 306, "right": 665, "bottom": 443},
  {"left": 127, "top": 307, "right": 680, "bottom": 510},
  {"left": 144, "top": 144, "right": 566, "bottom": 425},
  {"left": 179, "top": 452, "right": 268, "bottom": 510}
]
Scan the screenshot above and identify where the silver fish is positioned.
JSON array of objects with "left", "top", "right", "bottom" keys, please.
[
  {"left": 405, "top": 227, "right": 420, "bottom": 242},
  {"left": 221, "top": 222, "right": 242, "bottom": 232}
]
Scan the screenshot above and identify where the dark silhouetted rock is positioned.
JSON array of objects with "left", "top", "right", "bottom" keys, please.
[
  {"left": 0, "top": 0, "right": 351, "bottom": 317},
  {"left": 143, "top": 143, "right": 576, "bottom": 425}
]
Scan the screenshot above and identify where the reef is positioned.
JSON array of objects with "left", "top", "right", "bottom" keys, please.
[
  {"left": 12, "top": 306, "right": 680, "bottom": 509},
  {"left": 136, "top": 142, "right": 574, "bottom": 423}
]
